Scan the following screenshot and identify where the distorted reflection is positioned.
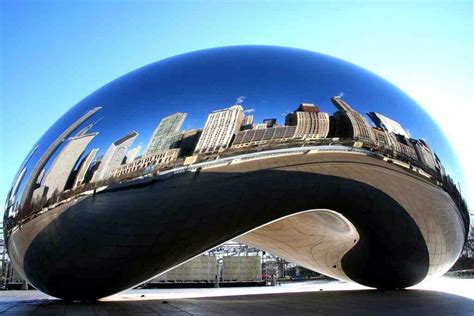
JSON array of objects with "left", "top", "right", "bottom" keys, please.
[
  {"left": 2, "top": 46, "right": 469, "bottom": 300},
  {"left": 4, "top": 94, "right": 468, "bottom": 236}
]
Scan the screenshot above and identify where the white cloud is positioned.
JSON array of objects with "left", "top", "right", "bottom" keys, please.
[{"left": 236, "top": 96, "right": 246, "bottom": 104}]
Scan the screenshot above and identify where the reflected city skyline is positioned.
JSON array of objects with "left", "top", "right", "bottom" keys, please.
[
  {"left": 3, "top": 92, "right": 468, "bottom": 235},
  {"left": 2, "top": 45, "right": 469, "bottom": 300}
]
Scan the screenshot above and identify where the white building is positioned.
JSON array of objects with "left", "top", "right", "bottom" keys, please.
[
  {"left": 293, "top": 111, "right": 330, "bottom": 139},
  {"left": 93, "top": 131, "right": 138, "bottom": 182},
  {"left": 285, "top": 103, "right": 330, "bottom": 139},
  {"left": 194, "top": 105, "right": 244, "bottom": 154},
  {"left": 20, "top": 107, "right": 101, "bottom": 209},
  {"left": 40, "top": 132, "right": 98, "bottom": 200}
]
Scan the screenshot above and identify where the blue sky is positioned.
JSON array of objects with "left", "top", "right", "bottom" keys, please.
[{"left": 1, "top": 1, "right": 473, "bottom": 207}]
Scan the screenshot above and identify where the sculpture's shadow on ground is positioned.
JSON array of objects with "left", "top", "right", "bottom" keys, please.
[{"left": 2, "top": 289, "right": 473, "bottom": 315}]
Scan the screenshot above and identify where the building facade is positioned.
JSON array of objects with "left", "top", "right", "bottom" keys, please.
[
  {"left": 19, "top": 107, "right": 101, "bottom": 211},
  {"left": 145, "top": 112, "right": 187, "bottom": 156},
  {"left": 412, "top": 139, "right": 437, "bottom": 170},
  {"left": 285, "top": 103, "right": 330, "bottom": 139},
  {"left": 231, "top": 126, "right": 296, "bottom": 148},
  {"left": 388, "top": 133, "right": 418, "bottom": 161},
  {"left": 93, "top": 131, "right": 138, "bottom": 181},
  {"left": 371, "top": 127, "right": 392, "bottom": 150},
  {"left": 37, "top": 132, "right": 98, "bottom": 201},
  {"left": 177, "top": 129, "right": 202, "bottom": 156},
  {"left": 110, "top": 148, "right": 180, "bottom": 178},
  {"left": 194, "top": 105, "right": 244, "bottom": 154},
  {"left": 330, "top": 97, "right": 375, "bottom": 143}
]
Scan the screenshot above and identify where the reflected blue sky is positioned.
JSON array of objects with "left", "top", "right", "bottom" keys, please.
[{"left": 11, "top": 45, "right": 464, "bottom": 209}]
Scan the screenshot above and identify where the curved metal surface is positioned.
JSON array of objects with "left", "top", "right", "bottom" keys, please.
[
  {"left": 237, "top": 209, "right": 360, "bottom": 282},
  {"left": 3, "top": 46, "right": 469, "bottom": 300}
]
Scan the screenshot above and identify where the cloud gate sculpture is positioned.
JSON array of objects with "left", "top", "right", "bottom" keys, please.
[{"left": 3, "top": 46, "right": 469, "bottom": 300}]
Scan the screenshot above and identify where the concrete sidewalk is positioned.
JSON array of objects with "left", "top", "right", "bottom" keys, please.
[{"left": 0, "top": 278, "right": 473, "bottom": 315}]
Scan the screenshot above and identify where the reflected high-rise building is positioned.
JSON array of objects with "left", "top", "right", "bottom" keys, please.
[
  {"left": 145, "top": 113, "right": 187, "bottom": 156},
  {"left": 72, "top": 148, "right": 99, "bottom": 189},
  {"left": 434, "top": 153, "right": 446, "bottom": 178},
  {"left": 412, "top": 139, "right": 437, "bottom": 171},
  {"left": 93, "top": 131, "right": 138, "bottom": 181},
  {"left": 367, "top": 112, "right": 410, "bottom": 138},
  {"left": 19, "top": 107, "right": 101, "bottom": 211},
  {"left": 6, "top": 167, "right": 28, "bottom": 217},
  {"left": 34, "top": 132, "right": 98, "bottom": 201},
  {"left": 330, "top": 97, "right": 375, "bottom": 143},
  {"left": 388, "top": 133, "right": 417, "bottom": 161},
  {"left": 5, "top": 145, "right": 39, "bottom": 218},
  {"left": 285, "top": 103, "right": 330, "bottom": 139},
  {"left": 125, "top": 145, "right": 141, "bottom": 164},
  {"left": 194, "top": 105, "right": 244, "bottom": 154}
]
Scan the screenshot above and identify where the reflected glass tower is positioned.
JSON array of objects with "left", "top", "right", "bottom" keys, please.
[{"left": 145, "top": 113, "right": 187, "bottom": 156}]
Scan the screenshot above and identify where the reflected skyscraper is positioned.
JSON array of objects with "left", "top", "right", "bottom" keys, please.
[
  {"left": 93, "top": 131, "right": 138, "bottom": 181},
  {"left": 145, "top": 113, "right": 187, "bottom": 156},
  {"left": 412, "top": 139, "right": 437, "bottom": 171},
  {"left": 18, "top": 107, "right": 101, "bottom": 211},
  {"left": 194, "top": 105, "right": 244, "bottom": 154},
  {"left": 35, "top": 132, "right": 98, "bottom": 201},
  {"left": 285, "top": 103, "right": 330, "bottom": 139},
  {"left": 331, "top": 96, "right": 375, "bottom": 143},
  {"left": 389, "top": 133, "right": 418, "bottom": 160},
  {"left": 5, "top": 145, "right": 39, "bottom": 218}
]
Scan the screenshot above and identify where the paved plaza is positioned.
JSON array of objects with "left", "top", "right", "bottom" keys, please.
[{"left": 0, "top": 278, "right": 473, "bottom": 315}]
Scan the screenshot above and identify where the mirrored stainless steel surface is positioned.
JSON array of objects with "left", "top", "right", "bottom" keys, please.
[{"left": 3, "top": 46, "right": 469, "bottom": 300}]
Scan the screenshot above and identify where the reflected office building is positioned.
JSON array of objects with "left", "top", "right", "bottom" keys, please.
[{"left": 3, "top": 46, "right": 470, "bottom": 300}]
